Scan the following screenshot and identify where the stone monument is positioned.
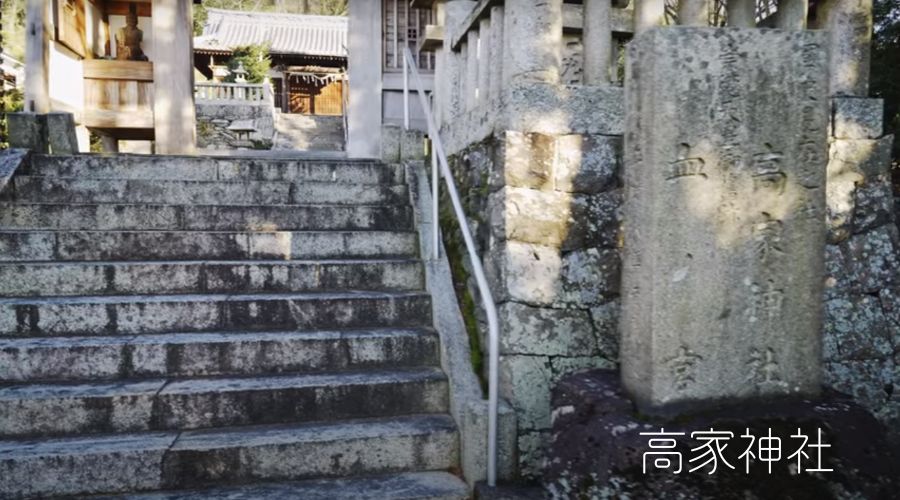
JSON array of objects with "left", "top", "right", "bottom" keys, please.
[
  {"left": 621, "top": 27, "right": 829, "bottom": 414},
  {"left": 116, "top": 4, "right": 148, "bottom": 62}
]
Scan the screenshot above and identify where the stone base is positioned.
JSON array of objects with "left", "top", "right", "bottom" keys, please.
[{"left": 543, "top": 370, "right": 899, "bottom": 499}]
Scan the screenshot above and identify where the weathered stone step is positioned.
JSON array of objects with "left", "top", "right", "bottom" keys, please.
[
  {"left": 28, "top": 154, "right": 403, "bottom": 184},
  {"left": 0, "top": 415, "right": 458, "bottom": 498},
  {"left": 107, "top": 472, "right": 468, "bottom": 500},
  {"left": 0, "top": 291, "right": 432, "bottom": 338},
  {"left": 0, "top": 203, "right": 414, "bottom": 231},
  {"left": 0, "top": 368, "right": 449, "bottom": 438},
  {"left": 0, "top": 328, "right": 439, "bottom": 383},
  {"left": 0, "top": 259, "right": 424, "bottom": 297},
  {"left": 0, "top": 230, "right": 418, "bottom": 262},
  {"left": 3, "top": 176, "right": 409, "bottom": 206}
]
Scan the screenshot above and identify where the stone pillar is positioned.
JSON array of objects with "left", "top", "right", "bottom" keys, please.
[
  {"left": 466, "top": 32, "right": 479, "bottom": 110},
  {"left": 775, "top": 0, "right": 808, "bottom": 29},
  {"left": 504, "top": 0, "right": 563, "bottom": 84},
  {"left": 489, "top": 6, "right": 505, "bottom": 102},
  {"left": 583, "top": 0, "right": 613, "bottom": 85},
  {"left": 151, "top": 0, "right": 196, "bottom": 155},
  {"left": 677, "top": 0, "right": 710, "bottom": 26},
  {"left": 634, "top": 0, "right": 667, "bottom": 35},
  {"left": 24, "top": 0, "right": 50, "bottom": 114},
  {"left": 622, "top": 28, "right": 828, "bottom": 414},
  {"left": 726, "top": 0, "right": 756, "bottom": 28},
  {"left": 347, "top": 0, "right": 382, "bottom": 158},
  {"left": 813, "top": 0, "right": 873, "bottom": 97},
  {"left": 478, "top": 18, "right": 492, "bottom": 104}
]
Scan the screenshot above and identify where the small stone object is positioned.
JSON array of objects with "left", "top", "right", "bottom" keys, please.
[{"left": 621, "top": 28, "right": 829, "bottom": 414}]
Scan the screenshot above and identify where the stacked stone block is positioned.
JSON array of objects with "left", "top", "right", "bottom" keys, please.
[
  {"left": 823, "top": 96, "right": 900, "bottom": 429},
  {"left": 447, "top": 130, "right": 622, "bottom": 476}
]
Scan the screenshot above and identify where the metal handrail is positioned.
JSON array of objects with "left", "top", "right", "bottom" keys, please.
[{"left": 402, "top": 47, "right": 500, "bottom": 487}]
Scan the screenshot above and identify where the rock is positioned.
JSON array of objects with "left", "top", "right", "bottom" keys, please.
[
  {"left": 500, "top": 355, "right": 552, "bottom": 431},
  {"left": 842, "top": 224, "right": 900, "bottom": 294},
  {"left": 487, "top": 241, "right": 619, "bottom": 307},
  {"left": 6, "top": 113, "right": 49, "bottom": 153},
  {"left": 829, "top": 135, "right": 894, "bottom": 179},
  {"left": 45, "top": 113, "right": 80, "bottom": 154},
  {"left": 823, "top": 294, "right": 893, "bottom": 361},
  {"left": 832, "top": 97, "right": 884, "bottom": 139},
  {"left": 494, "top": 131, "right": 555, "bottom": 190},
  {"left": 0, "top": 149, "right": 29, "bottom": 193},
  {"left": 499, "top": 301, "right": 598, "bottom": 357},
  {"left": 853, "top": 177, "right": 895, "bottom": 234},
  {"left": 554, "top": 134, "right": 621, "bottom": 194},
  {"left": 621, "top": 28, "right": 829, "bottom": 413},
  {"left": 589, "top": 299, "right": 620, "bottom": 362},
  {"left": 543, "top": 370, "right": 900, "bottom": 500},
  {"left": 488, "top": 186, "right": 621, "bottom": 251}
]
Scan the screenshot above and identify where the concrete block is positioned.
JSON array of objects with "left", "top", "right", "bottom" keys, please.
[
  {"left": 46, "top": 112, "right": 79, "bottom": 154},
  {"left": 6, "top": 112, "right": 48, "bottom": 153}
]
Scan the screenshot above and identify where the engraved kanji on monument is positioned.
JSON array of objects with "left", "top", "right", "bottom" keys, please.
[{"left": 621, "top": 28, "right": 828, "bottom": 414}]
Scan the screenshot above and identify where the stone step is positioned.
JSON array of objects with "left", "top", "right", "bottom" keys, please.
[
  {"left": 0, "top": 203, "right": 414, "bottom": 231},
  {"left": 0, "top": 414, "right": 458, "bottom": 498},
  {"left": 3, "top": 176, "right": 409, "bottom": 206},
  {"left": 0, "top": 328, "right": 439, "bottom": 383},
  {"left": 28, "top": 154, "right": 403, "bottom": 184},
  {"left": 0, "top": 291, "right": 432, "bottom": 338},
  {"left": 0, "top": 259, "right": 424, "bottom": 297},
  {"left": 0, "top": 368, "right": 449, "bottom": 438},
  {"left": 105, "top": 472, "right": 468, "bottom": 500},
  {"left": 0, "top": 230, "right": 418, "bottom": 262}
]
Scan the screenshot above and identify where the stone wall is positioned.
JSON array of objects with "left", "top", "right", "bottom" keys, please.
[
  {"left": 444, "top": 100, "right": 900, "bottom": 478},
  {"left": 823, "top": 96, "right": 900, "bottom": 430},
  {"left": 444, "top": 128, "right": 623, "bottom": 477},
  {"left": 195, "top": 102, "right": 275, "bottom": 151}
]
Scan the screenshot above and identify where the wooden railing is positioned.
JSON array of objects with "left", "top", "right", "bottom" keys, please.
[
  {"left": 83, "top": 60, "right": 155, "bottom": 133},
  {"left": 195, "top": 82, "right": 273, "bottom": 104}
]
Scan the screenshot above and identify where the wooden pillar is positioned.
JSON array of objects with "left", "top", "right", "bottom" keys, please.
[
  {"left": 583, "top": 0, "right": 612, "bottom": 84},
  {"left": 677, "top": 0, "right": 710, "bottom": 26},
  {"left": 151, "top": 0, "right": 196, "bottom": 155},
  {"left": 726, "top": 0, "right": 756, "bottom": 27},
  {"left": 24, "top": 0, "right": 51, "bottom": 113},
  {"left": 634, "top": 0, "right": 667, "bottom": 35},
  {"left": 775, "top": 0, "right": 808, "bottom": 30}
]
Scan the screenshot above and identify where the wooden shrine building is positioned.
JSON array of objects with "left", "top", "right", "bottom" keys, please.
[{"left": 193, "top": 9, "right": 348, "bottom": 116}]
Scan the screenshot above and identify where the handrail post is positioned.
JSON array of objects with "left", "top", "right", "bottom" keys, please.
[
  {"left": 432, "top": 145, "right": 439, "bottom": 259},
  {"left": 403, "top": 55, "right": 410, "bottom": 130},
  {"left": 404, "top": 47, "right": 499, "bottom": 488}
]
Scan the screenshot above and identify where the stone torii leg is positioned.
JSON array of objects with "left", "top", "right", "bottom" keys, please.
[
  {"left": 677, "top": 0, "right": 711, "bottom": 26},
  {"left": 726, "top": 0, "right": 756, "bottom": 27},
  {"left": 634, "top": 0, "right": 667, "bottom": 35}
]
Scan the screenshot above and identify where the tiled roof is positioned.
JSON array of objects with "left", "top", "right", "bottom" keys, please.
[{"left": 194, "top": 8, "right": 347, "bottom": 58}]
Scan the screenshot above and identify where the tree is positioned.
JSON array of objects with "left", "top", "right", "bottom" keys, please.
[
  {"left": 871, "top": 0, "right": 900, "bottom": 167},
  {"left": 227, "top": 44, "right": 272, "bottom": 84}
]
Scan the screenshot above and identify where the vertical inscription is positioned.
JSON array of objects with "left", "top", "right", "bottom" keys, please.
[{"left": 666, "top": 345, "right": 704, "bottom": 391}]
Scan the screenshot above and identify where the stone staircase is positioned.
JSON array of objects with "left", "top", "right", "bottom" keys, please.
[{"left": 0, "top": 154, "right": 468, "bottom": 499}]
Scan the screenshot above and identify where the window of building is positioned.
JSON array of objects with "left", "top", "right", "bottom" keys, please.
[{"left": 383, "top": 0, "right": 435, "bottom": 72}]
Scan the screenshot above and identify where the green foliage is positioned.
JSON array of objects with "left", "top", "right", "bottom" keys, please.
[
  {"left": 872, "top": 0, "right": 900, "bottom": 164},
  {"left": 0, "top": 88, "right": 24, "bottom": 149},
  {"left": 227, "top": 44, "right": 272, "bottom": 84},
  {"left": 1, "top": 0, "right": 27, "bottom": 61}
]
